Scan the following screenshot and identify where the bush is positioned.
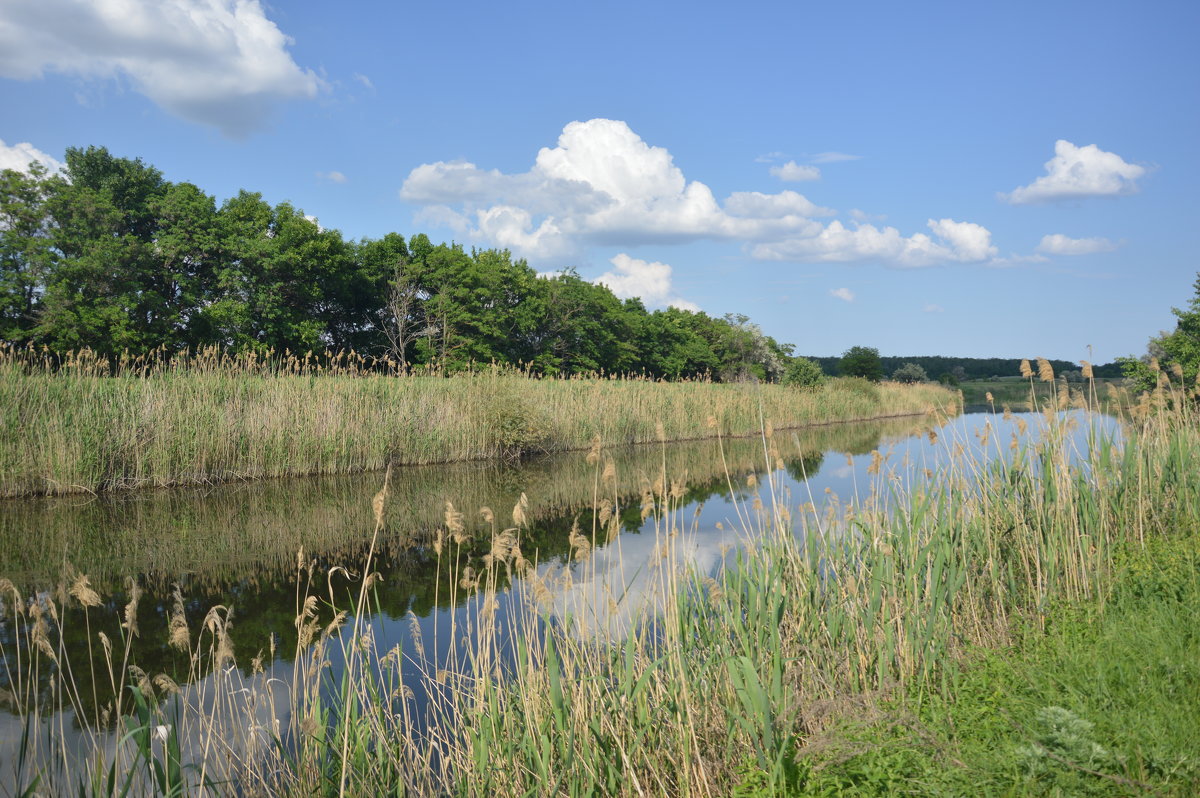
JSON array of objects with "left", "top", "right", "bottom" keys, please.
[
  {"left": 783, "top": 357, "right": 825, "bottom": 388},
  {"left": 487, "top": 387, "right": 551, "bottom": 460},
  {"left": 891, "top": 362, "right": 928, "bottom": 384}
]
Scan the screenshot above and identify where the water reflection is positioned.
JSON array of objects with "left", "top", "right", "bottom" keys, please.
[
  {"left": 0, "top": 414, "right": 944, "bottom": 723},
  {"left": 2, "top": 409, "right": 1132, "bottom": 785}
]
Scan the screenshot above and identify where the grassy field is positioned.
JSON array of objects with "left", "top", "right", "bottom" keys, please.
[
  {"left": 0, "top": 345, "right": 954, "bottom": 497},
  {"left": 4, "top": 383, "right": 1198, "bottom": 795}
]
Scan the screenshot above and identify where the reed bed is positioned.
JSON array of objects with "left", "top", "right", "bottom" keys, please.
[
  {"left": 2, "top": 376, "right": 1197, "bottom": 796},
  {"left": 0, "top": 413, "right": 935, "bottom": 593},
  {"left": 0, "top": 344, "right": 953, "bottom": 498}
]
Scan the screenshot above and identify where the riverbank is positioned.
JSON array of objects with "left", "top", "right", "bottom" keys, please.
[
  {"left": 798, "top": 525, "right": 1200, "bottom": 796},
  {"left": 0, "top": 413, "right": 938, "bottom": 591},
  {"left": 6, "top": 398, "right": 1195, "bottom": 795},
  {"left": 0, "top": 353, "right": 954, "bottom": 497}
]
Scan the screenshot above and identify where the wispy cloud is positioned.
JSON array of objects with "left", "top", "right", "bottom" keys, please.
[
  {"left": 1035, "top": 234, "right": 1119, "bottom": 255},
  {"left": 316, "top": 170, "right": 348, "bottom": 184},
  {"left": 830, "top": 287, "right": 855, "bottom": 302},
  {"left": 810, "top": 151, "right": 861, "bottom": 163}
]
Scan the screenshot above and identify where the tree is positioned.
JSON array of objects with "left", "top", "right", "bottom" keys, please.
[
  {"left": 1121, "top": 272, "right": 1200, "bottom": 392},
  {"left": 715, "top": 313, "right": 788, "bottom": 382},
  {"left": 891, "top": 362, "right": 928, "bottom": 384},
  {"left": 0, "top": 164, "right": 56, "bottom": 340},
  {"left": 382, "top": 260, "right": 426, "bottom": 369},
  {"left": 783, "top": 357, "right": 825, "bottom": 388},
  {"left": 839, "top": 346, "right": 883, "bottom": 381}
]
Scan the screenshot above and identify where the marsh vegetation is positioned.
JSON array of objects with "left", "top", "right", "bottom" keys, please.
[{"left": 2, "top": 365, "right": 1196, "bottom": 795}]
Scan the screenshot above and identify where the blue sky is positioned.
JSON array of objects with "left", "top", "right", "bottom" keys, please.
[{"left": 2, "top": 0, "right": 1196, "bottom": 363}]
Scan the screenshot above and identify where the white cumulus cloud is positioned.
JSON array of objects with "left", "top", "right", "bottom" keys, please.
[
  {"left": 1002, "top": 140, "right": 1145, "bottom": 204},
  {"left": 830, "top": 287, "right": 855, "bottom": 302},
  {"left": 1035, "top": 234, "right": 1119, "bottom": 255},
  {"left": 751, "top": 218, "right": 998, "bottom": 268},
  {"left": 0, "top": 139, "right": 63, "bottom": 173},
  {"left": 400, "top": 119, "right": 1002, "bottom": 271},
  {"left": 0, "top": 0, "right": 322, "bottom": 137},
  {"left": 769, "top": 160, "right": 821, "bottom": 181},
  {"left": 594, "top": 253, "right": 698, "bottom": 311},
  {"left": 400, "top": 119, "right": 844, "bottom": 260},
  {"left": 724, "top": 190, "right": 833, "bottom": 219}
]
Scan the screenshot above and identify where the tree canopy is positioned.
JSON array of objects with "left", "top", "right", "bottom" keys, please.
[
  {"left": 0, "top": 147, "right": 800, "bottom": 381},
  {"left": 839, "top": 346, "right": 883, "bottom": 382}
]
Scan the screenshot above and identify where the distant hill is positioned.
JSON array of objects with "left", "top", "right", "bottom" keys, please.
[{"left": 803, "top": 355, "right": 1124, "bottom": 381}]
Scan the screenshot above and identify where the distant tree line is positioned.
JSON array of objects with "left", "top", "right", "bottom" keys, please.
[
  {"left": 804, "top": 354, "right": 1121, "bottom": 382},
  {"left": 1, "top": 147, "right": 796, "bottom": 381}
]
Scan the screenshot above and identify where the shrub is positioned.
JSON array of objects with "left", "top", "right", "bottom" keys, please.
[
  {"left": 891, "top": 362, "right": 928, "bottom": 384},
  {"left": 783, "top": 357, "right": 825, "bottom": 388}
]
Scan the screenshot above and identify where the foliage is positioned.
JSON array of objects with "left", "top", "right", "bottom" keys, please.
[
  {"left": 890, "top": 362, "right": 928, "bottom": 384},
  {"left": 1, "top": 149, "right": 797, "bottom": 382},
  {"left": 805, "top": 354, "right": 1093, "bottom": 381},
  {"left": 1122, "top": 271, "right": 1200, "bottom": 393},
  {"left": 783, "top": 356, "right": 825, "bottom": 388},
  {"left": 838, "top": 346, "right": 883, "bottom": 381}
]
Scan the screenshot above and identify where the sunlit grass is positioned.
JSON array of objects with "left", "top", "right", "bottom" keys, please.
[{"left": 0, "top": 343, "right": 953, "bottom": 498}]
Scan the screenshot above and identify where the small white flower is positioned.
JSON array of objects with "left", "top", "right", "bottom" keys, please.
[{"left": 154, "top": 724, "right": 171, "bottom": 742}]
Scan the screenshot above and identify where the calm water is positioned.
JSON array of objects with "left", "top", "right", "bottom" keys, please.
[{"left": 0, "top": 408, "right": 1120, "bottom": 767}]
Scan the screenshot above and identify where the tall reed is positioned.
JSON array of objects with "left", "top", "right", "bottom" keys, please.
[
  {"left": 0, "top": 344, "right": 952, "bottom": 498},
  {"left": 3, "top": 394, "right": 1195, "bottom": 795}
]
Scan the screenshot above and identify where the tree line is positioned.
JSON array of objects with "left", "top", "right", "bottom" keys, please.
[
  {"left": 805, "top": 354, "right": 1122, "bottom": 382},
  {"left": 0, "top": 147, "right": 794, "bottom": 381}
]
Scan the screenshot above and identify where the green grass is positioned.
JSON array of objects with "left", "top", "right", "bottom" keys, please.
[{"left": 791, "top": 529, "right": 1200, "bottom": 797}]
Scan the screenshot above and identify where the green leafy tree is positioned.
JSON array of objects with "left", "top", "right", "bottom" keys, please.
[
  {"left": 36, "top": 147, "right": 172, "bottom": 353},
  {"left": 839, "top": 345, "right": 883, "bottom": 381},
  {"left": 633, "top": 306, "right": 721, "bottom": 380},
  {"left": 0, "top": 164, "right": 56, "bottom": 340},
  {"left": 1121, "top": 272, "right": 1200, "bottom": 392},
  {"left": 520, "top": 270, "right": 637, "bottom": 375},
  {"left": 891, "top": 362, "right": 928, "bottom": 383}
]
